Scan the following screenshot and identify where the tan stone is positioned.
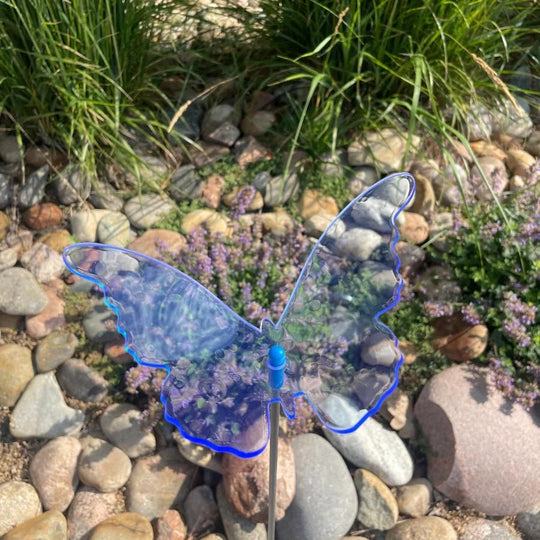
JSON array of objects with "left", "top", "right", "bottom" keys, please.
[
  {"left": 394, "top": 478, "right": 433, "bottom": 517},
  {"left": 432, "top": 314, "right": 488, "bottom": 361},
  {"left": 222, "top": 437, "right": 295, "bottom": 522},
  {"left": 409, "top": 173, "right": 435, "bottom": 217},
  {"left": 260, "top": 210, "right": 294, "bottom": 236},
  {"left": 174, "top": 432, "right": 223, "bottom": 473},
  {"left": 399, "top": 212, "right": 429, "bottom": 244},
  {"left": 202, "top": 174, "right": 225, "bottom": 209},
  {"left": 182, "top": 209, "right": 229, "bottom": 236},
  {"left": 222, "top": 186, "right": 264, "bottom": 211},
  {"left": 89, "top": 513, "right": 153, "bottom": 540},
  {"left": 469, "top": 140, "right": 507, "bottom": 161},
  {"left": 3, "top": 510, "right": 67, "bottom": 540},
  {"left": 506, "top": 149, "right": 536, "bottom": 177},
  {"left": 0, "top": 481, "right": 42, "bottom": 537},
  {"left": 386, "top": 516, "right": 457, "bottom": 540},
  {"left": 0, "top": 344, "right": 33, "bottom": 407},
  {"left": 354, "top": 469, "right": 398, "bottom": 530},
  {"left": 0, "top": 211, "right": 10, "bottom": 241},
  {"left": 297, "top": 188, "right": 339, "bottom": 220},
  {"left": 25, "top": 286, "right": 65, "bottom": 339},
  {"left": 39, "top": 229, "right": 72, "bottom": 252},
  {"left": 128, "top": 229, "right": 186, "bottom": 259}
]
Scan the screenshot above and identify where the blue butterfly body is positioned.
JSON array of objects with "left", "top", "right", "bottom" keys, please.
[{"left": 63, "top": 172, "right": 415, "bottom": 457}]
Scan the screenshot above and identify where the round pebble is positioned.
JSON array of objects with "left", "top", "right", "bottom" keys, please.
[
  {"left": 57, "top": 359, "right": 109, "bottom": 402},
  {"left": 30, "top": 436, "right": 81, "bottom": 511},
  {"left": 78, "top": 436, "right": 132, "bottom": 492},
  {"left": 25, "top": 287, "right": 65, "bottom": 339},
  {"left": 2, "top": 510, "right": 67, "bottom": 540},
  {"left": 124, "top": 194, "right": 176, "bottom": 229},
  {"left": 20, "top": 242, "right": 65, "bottom": 282},
  {"left": 97, "top": 211, "right": 131, "bottom": 247},
  {"left": 0, "top": 481, "right": 42, "bottom": 537},
  {"left": 22, "top": 203, "right": 63, "bottom": 230},
  {"left": 100, "top": 403, "right": 156, "bottom": 458},
  {"left": 0, "top": 344, "right": 34, "bottom": 407},
  {"left": 89, "top": 512, "right": 153, "bottom": 540},
  {"left": 386, "top": 516, "right": 457, "bottom": 540},
  {"left": 0, "top": 267, "right": 48, "bottom": 315},
  {"left": 394, "top": 478, "right": 433, "bottom": 517},
  {"left": 10, "top": 372, "right": 85, "bottom": 439},
  {"left": 153, "top": 509, "right": 187, "bottom": 540},
  {"left": 183, "top": 485, "right": 220, "bottom": 537},
  {"left": 70, "top": 209, "right": 111, "bottom": 243},
  {"left": 0, "top": 247, "right": 18, "bottom": 271},
  {"left": 39, "top": 229, "right": 72, "bottom": 253},
  {"left": 35, "top": 330, "right": 78, "bottom": 372}
]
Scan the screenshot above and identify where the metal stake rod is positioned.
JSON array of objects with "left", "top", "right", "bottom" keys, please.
[
  {"left": 266, "top": 345, "right": 287, "bottom": 540},
  {"left": 267, "top": 399, "right": 280, "bottom": 540}
]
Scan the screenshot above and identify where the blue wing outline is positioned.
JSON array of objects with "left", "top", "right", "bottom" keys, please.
[
  {"left": 63, "top": 172, "right": 415, "bottom": 456},
  {"left": 262, "top": 172, "right": 415, "bottom": 434}
]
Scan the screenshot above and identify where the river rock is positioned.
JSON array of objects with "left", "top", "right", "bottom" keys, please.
[
  {"left": 334, "top": 228, "right": 382, "bottom": 261},
  {"left": 90, "top": 182, "right": 124, "bottom": 211},
  {"left": 78, "top": 436, "right": 132, "bottom": 492},
  {"left": 0, "top": 246, "right": 17, "bottom": 271},
  {"left": 348, "top": 129, "right": 419, "bottom": 173},
  {"left": 276, "top": 433, "right": 357, "bottom": 540},
  {"left": 222, "top": 436, "right": 295, "bottom": 522},
  {"left": 400, "top": 212, "right": 429, "bottom": 244},
  {"left": 506, "top": 149, "right": 536, "bottom": 177},
  {"left": 322, "top": 394, "right": 413, "bottom": 486},
  {"left": 169, "top": 164, "right": 203, "bottom": 201},
  {"left": 18, "top": 165, "right": 49, "bottom": 208},
  {"left": 471, "top": 155, "right": 509, "bottom": 200},
  {"left": 100, "top": 403, "right": 156, "bottom": 458},
  {"left": 97, "top": 211, "right": 131, "bottom": 247},
  {"left": 409, "top": 173, "right": 435, "bottom": 216},
  {"left": 202, "top": 173, "right": 225, "bottom": 208},
  {"left": 39, "top": 229, "right": 71, "bottom": 254},
  {"left": 89, "top": 512, "right": 153, "bottom": 540},
  {"left": 153, "top": 509, "right": 187, "bottom": 540},
  {"left": 54, "top": 166, "right": 91, "bottom": 204},
  {"left": 0, "top": 481, "right": 42, "bottom": 537},
  {"left": 205, "top": 122, "right": 241, "bottom": 147},
  {"left": 30, "top": 436, "right": 81, "bottom": 511},
  {"left": 82, "top": 300, "right": 119, "bottom": 343},
  {"left": 264, "top": 173, "right": 299, "bottom": 207},
  {"left": 126, "top": 448, "right": 197, "bottom": 520},
  {"left": 432, "top": 314, "right": 488, "bottom": 361},
  {"left": 2, "top": 510, "right": 67, "bottom": 540},
  {"left": 415, "top": 364, "right": 540, "bottom": 514},
  {"left": 35, "top": 330, "right": 78, "bottom": 372},
  {"left": 10, "top": 372, "right": 85, "bottom": 439},
  {"left": 234, "top": 136, "right": 273, "bottom": 169},
  {"left": 461, "top": 518, "right": 522, "bottom": 540},
  {"left": 394, "top": 478, "right": 432, "bottom": 517},
  {"left": 298, "top": 189, "right": 339, "bottom": 220},
  {"left": 70, "top": 209, "right": 111, "bottom": 243},
  {"left": 0, "top": 344, "right": 33, "bottom": 407},
  {"left": 354, "top": 468, "right": 398, "bottom": 530},
  {"left": 386, "top": 516, "right": 457, "bottom": 540},
  {"left": 0, "top": 267, "right": 48, "bottom": 315},
  {"left": 22, "top": 203, "right": 63, "bottom": 230},
  {"left": 173, "top": 432, "right": 223, "bottom": 473},
  {"left": 25, "top": 286, "right": 65, "bottom": 339},
  {"left": 124, "top": 194, "right": 176, "bottom": 229},
  {"left": 0, "top": 136, "right": 20, "bottom": 163},
  {"left": 128, "top": 229, "right": 185, "bottom": 259},
  {"left": 182, "top": 209, "right": 229, "bottom": 235},
  {"left": 20, "top": 242, "right": 65, "bottom": 282},
  {"left": 517, "top": 502, "right": 540, "bottom": 540},
  {"left": 465, "top": 103, "right": 493, "bottom": 141},
  {"left": 491, "top": 101, "right": 533, "bottom": 138},
  {"left": 260, "top": 210, "right": 294, "bottom": 236},
  {"left": 183, "top": 485, "right": 220, "bottom": 537},
  {"left": 216, "top": 483, "right": 266, "bottom": 540},
  {"left": 0, "top": 174, "right": 12, "bottom": 209},
  {"left": 66, "top": 487, "right": 118, "bottom": 540},
  {"left": 202, "top": 104, "right": 240, "bottom": 138},
  {"left": 241, "top": 111, "right": 275, "bottom": 137},
  {"left": 57, "top": 359, "right": 109, "bottom": 402}
]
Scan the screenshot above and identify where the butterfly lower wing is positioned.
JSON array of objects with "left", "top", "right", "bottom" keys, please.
[
  {"left": 63, "top": 243, "right": 272, "bottom": 456},
  {"left": 269, "top": 173, "right": 415, "bottom": 432}
]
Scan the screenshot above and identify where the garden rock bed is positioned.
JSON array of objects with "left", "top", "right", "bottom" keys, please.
[{"left": 0, "top": 90, "right": 538, "bottom": 540}]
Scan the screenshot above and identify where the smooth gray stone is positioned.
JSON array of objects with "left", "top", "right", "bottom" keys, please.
[
  {"left": 205, "top": 122, "right": 241, "bottom": 147},
  {"left": 96, "top": 211, "right": 130, "bottom": 247},
  {"left": 264, "top": 173, "right": 299, "bottom": 207},
  {"left": 10, "top": 372, "right": 85, "bottom": 438},
  {"left": 18, "top": 165, "right": 49, "bottom": 208},
  {"left": 322, "top": 394, "right": 413, "bottom": 486},
  {"left": 57, "top": 359, "right": 109, "bottom": 402},
  {"left": 90, "top": 182, "right": 124, "bottom": 211},
  {"left": 0, "top": 173, "right": 12, "bottom": 209},
  {"left": 0, "top": 267, "right": 48, "bottom": 315},
  {"left": 54, "top": 165, "right": 91, "bottom": 204},
  {"left": 277, "top": 433, "right": 357, "bottom": 540},
  {"left": 517, "top": 503, "right": 540, "bottom": 540},
  {"left": 334, "top": 227, "right": 382, "bottom": 261},
  {"left": 168, "top": 101, "right": 203, "bottom": 141},
  {"left": 35, "top": 331, "right": 79, "bottom": 372},
  {"left": 216, "top": 483, "right": 266, "bottom": 540},
  {"left": 252, "top": 171, "right": 271, "bottom": 193},
  {"left": 82, "top": 300, "right": 118, "bottom": 343},
  {"left": 169, "top": 164, "right": 203, "bottom": 201},
  {"left": 124, "top": 193, "right": 176, "bottom": 229}
]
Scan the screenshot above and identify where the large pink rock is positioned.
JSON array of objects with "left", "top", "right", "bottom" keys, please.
[{"left": 415, "top": 365, "right": 540, "bottom": 515}]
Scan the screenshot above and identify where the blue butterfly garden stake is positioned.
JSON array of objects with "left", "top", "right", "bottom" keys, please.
[{"left": 63, "top": 172, "right": 415, "bottom": 540}]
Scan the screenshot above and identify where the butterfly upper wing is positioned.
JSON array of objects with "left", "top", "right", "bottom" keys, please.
[
  {"left": 265, "top": 173, "right": 415, "bottom": 432},
  {"left": 63, "top": 243, "right": 273, "bottom": 457}
]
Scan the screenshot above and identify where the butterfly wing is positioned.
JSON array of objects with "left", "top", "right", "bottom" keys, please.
[
  {"left": 264, "top": 172, "right": 415, "bottom": 432},
  {"left": 63, "top": 243, "right": 273, "bottom": 457}
]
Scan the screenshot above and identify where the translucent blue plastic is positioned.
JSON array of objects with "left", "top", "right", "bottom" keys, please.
[{"left": 63, "top": 172, "right": 415, "bottom": 457}]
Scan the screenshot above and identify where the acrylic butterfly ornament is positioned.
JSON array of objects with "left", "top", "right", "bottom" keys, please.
[{"left": 63, "top": 173, "right": 415, "bottom": 458}]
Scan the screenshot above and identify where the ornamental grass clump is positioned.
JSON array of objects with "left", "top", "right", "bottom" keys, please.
[{"left": 0, "top": 0, "right": 182, "bottom": 177}]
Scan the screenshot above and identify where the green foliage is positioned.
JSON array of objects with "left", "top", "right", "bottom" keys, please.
[
  {"left": 86, "top": 351, "right": 126, "bottom": 391},
  {"left": 0, "top": 0, "right": 182, "bottom": 175},
  {"left": 429, "top": 179, "right": 540, "bottom": 408},
  {"left": 382, "top": 296, "right": 450, "bottom": 398}
]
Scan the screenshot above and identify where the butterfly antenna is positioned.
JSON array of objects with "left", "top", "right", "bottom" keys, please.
[{"left": 267, "top": 345, "right": 287, "bottom": 540}]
